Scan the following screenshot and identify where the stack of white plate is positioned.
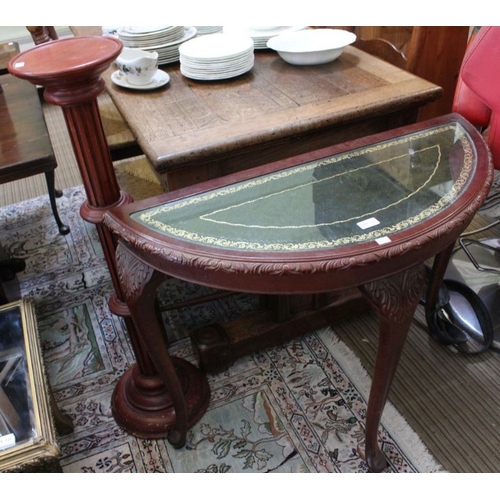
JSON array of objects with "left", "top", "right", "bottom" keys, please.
[
  {"left": 194, "top": 26, "right": 223, "bottom": 35},
  {"left": 223, "top": 26, "right": 308, "bottom": 49},
  {"left": 117, "top": 26, "right": 197, "bottom": 64},
  {"left": 179, "top": 33, "right": 255, "bottom": 81},
  {"left": 117, "top": 26, "right": 184, "bottom": 47}
]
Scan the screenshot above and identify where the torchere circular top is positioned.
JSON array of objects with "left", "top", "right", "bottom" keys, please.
[{"left": 8, "top": 36, "right": 123, "bottom": 96}]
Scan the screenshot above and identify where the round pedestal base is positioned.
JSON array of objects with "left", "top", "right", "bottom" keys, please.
[{"left": 111, "top": 357, "right": 210, "bottom": 443}]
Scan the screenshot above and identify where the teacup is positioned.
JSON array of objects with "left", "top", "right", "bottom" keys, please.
[{"left": 116, "top": 48, "right": 159, "bottom": 86}]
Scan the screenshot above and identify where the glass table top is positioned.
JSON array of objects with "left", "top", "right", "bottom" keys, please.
[{"left": 131, "top": 122, "right": 476, "bottom": 252}]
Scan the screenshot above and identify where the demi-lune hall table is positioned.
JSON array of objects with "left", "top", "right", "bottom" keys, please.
[{"left": 103, "top": 114, "right": 493, "bottom": 472}]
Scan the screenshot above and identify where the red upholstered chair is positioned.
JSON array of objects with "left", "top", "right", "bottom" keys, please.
[
  {"left": 450, "top": 26, "right": 500, "bottom": 249},
  {"left": 453, "top": 26, "right": 500, "bottom": 169}
]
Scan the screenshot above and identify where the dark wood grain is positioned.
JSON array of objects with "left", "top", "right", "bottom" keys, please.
[{"left": 353, "top": 38, "right": 407, "bottom": 68}]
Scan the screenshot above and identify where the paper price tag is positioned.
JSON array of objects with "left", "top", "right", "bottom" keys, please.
[
  {"left": 357, "top": 217, "right": 380, "bottom": 230},
  {"left": 0, "top": 433, "right": 16, "bottom": 450}
]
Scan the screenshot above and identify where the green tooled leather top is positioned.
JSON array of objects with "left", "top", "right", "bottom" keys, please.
[{"left": 132, "top": 122, "right": 475, "bottom": 252}]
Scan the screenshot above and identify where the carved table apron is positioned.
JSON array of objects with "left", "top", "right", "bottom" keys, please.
[{"left": 104, "top": 114, "right": 493, "bottom": 472}]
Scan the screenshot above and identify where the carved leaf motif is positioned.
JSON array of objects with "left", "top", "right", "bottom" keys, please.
[
  {"left": 115, "top": 243, "right": 154, "bottom": 302},
  {"left": 361, "top": 265, "right": 426, "bottom": 323}
]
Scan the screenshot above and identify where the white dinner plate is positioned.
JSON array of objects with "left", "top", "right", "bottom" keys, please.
[
  {"left": 140, "top": 26, "right": 197, "bottom": 50},
  {"left": 179, "top": 33, "right": 254, "bottom": 60},
  {"left": 179, "top": 32, "right": 255, "bottom": 81}
]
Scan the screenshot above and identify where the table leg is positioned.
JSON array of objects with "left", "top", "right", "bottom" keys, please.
[
  {"left": 424, "top": 243, "right": 455, "bottom": 314},
  {"left": 113, "top": 241, "right": 210, "bottom": 444},
  {"left": 359, "top": 264, "right": 426, "bottom": 472},
  {"left": 44, "top": 170, "right": 70, "bottom": 235}
]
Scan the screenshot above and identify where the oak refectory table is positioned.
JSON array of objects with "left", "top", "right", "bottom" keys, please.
[
  {"left": 103, "top": 113, "right": 493, "bottom": 472},
  {"left": 73, "top": 26, "right": 443, "bottom": 192}
]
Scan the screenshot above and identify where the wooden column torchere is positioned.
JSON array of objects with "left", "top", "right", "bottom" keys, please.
[{"left": 8, "top": 37, "right": 210, "bottom": 443}]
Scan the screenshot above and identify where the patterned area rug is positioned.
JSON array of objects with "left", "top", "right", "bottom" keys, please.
[{"left": 0, "top": 186, "right": 444, "bottom": 473}]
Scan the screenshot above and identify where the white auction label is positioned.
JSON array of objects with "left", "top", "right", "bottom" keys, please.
[
  {"left": 357, "top": 217, "right": 380, "bottom": 230},
  {"left": 0, "top": 433, "right": 16, "bottom": 450},
  {"left": 375, "top": 236, "right": 392, "bottom": 245}
]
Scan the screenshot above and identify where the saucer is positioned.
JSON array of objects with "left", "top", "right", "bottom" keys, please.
[{"left": 111, "top": 69, "right": 170, "bottom": 90}]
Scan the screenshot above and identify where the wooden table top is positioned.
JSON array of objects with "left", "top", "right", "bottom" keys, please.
[
  {"left": 73, "top": 27, "right": 442, "bottom": 190},
  {"left": 0, "top": 74, "right": 55, "bottom": 182}
]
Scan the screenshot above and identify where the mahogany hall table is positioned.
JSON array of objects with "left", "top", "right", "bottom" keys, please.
[
  {"left": 103, "top": 114, "right": 493, "bottom": 472},
  {"left": 73, "top": 26, "right": 443, "bottom": 192}
]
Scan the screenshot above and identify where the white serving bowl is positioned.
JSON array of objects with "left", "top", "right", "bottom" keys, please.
[{"left": 267, "top": 28, "right": 356, "bottom": 65}]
